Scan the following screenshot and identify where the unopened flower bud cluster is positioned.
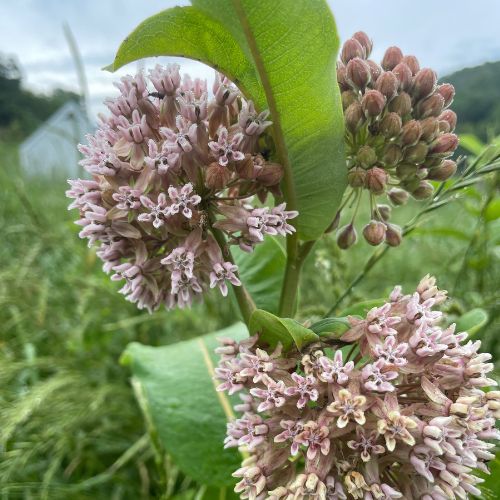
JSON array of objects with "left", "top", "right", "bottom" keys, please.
[
  {"left": 335, "top": 32, "right": 459, "bottom": 249},
  {"left": 67, "top": 65, "right": 297, "bottom": 312},
  {"left": 216, "top": 276, "right": 499, "bottom": 499}
]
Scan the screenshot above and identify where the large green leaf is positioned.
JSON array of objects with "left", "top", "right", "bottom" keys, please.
[
  {"left": 196, "top": 0, "right": 346, "bottom": 240},
  {"left": 120, "top": 323, "right": 248, "bottom": 486},
  {"left": 310, "top": 317, "right": 351, "bottom": 339},
  {"left": 109, "top": 0, "right": 347, "bottom": 241},
  {"left": 339, "top": 298, "right": 386, "bottom": 318},
  {"left": 105, "top": 6, "right": 265, "bottom": 108},
  {"left": 249, "top": 309, "right": 318, "bottom": 352},
  {"left": 233, "top": 236, "right": 286, "bottom": 314}
]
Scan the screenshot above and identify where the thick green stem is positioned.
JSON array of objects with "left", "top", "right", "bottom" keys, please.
[
  {"left": 209, "top": 222, "right": 256, "bottom": 325},
  {"left": 278, "top": 240, "right": 316, "bottom": 317}
]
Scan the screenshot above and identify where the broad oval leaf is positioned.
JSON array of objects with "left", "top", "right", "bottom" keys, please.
[
  {"left": 455, "top": 308, "right": 489, "bottom": 337},
  {"left": 249, "top": 309, "right": 318, "bottom": 352},
  {"left": 120, "top": 323, "right": 248, "bottom": 486},
  {"left": 106, "top": 6, "right": 265, "bottom": 108},
  {"left": 233, "top": 236, "right": 286, "bottom": 314},
  {"left": 201, "top": 0, "right": 347, "bottom": 240},
  {"left": 310, "top": 317, "right": 351, "bottom": 339}
]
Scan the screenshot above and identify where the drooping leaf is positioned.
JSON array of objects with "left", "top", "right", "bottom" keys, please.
[
  {"left": 339, "top": 299, "right": 386, "bottom": 318},
  {"left": 233, "top": 236, "right": 286, "bottom": 314},
  {"left": 120, "top": 323, "right": 248, "bottom": 486},
  {"left": 249, "top": 309, "right": 318, "bottom": 352},
  {"left": 105, "top": 6, "right": 265, "bottom": 107},
  {"left": 310, "top": 317, "right": 351, "bottom": 339},
  {"left": 455, "top": 308, "right": 489, "bottom": 337}
]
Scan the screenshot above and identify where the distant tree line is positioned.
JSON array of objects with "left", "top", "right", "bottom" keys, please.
[
  {"left": 0, "top": 55, "right": 79, "bottom": 141},
  {"left": 445, "top": 61, "right": 500, "bottom": 141}
]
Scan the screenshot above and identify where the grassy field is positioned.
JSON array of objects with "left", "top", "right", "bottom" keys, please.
[{"left": 0, "top": 140, "right": 498, "bottom": 498}]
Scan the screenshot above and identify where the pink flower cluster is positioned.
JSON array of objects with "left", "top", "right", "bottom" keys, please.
[
  {"left": 67, "top": 65, "right": 297, "bottom": 312},
  {"left": 335, "top": 32, "right": 459, "bottom": 249},
  {"left": 215, "top": 276, "right": 499, "bottom": 499}
]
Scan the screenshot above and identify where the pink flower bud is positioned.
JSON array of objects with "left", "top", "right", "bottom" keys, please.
[
  {"left": 352, "top": 31, "right": 373, "bottom": 58},
  {"left": 341, "top": 38, "right": 365, "bottom": 64},
  {"left": 430, "top": 133, "right": 458, "bottom": 155},
  {"left": 256, "top": 162, "right": 284, "bottom": 186},
  {"left": 416, "top": 93, "right": 445, "bottom": 119},
  {"left": 376, "top": 204, "right": 392, "bottom": 221},
  {"left": 385, "top": 223, "right": 402, "bottom": 247},
  {"left": 388, "top": 92, "right": 412, "bottom": 116},
  {"left": 402, "top": 55, "right": 420, "bottom": 75},
  {"left": 381, "top": 46, "right": 403, "bottom": 71},
  {"left": 341, "top": 90, "right": 358, "bottom": 110},
  {"left": 411, "top": 180, "right": 434, "bottom": 200},
  {"left": 337, "top": 62, "right": 349, "bottom": 91},
  {"left": 206, "top": 162, "right": 232, "bottom": 190},
  {"left": 364, "top": 167, "right": 388, "bottom": 195},
  {"left": 367, "top": 60, "right": 382, "bottom": 82},
  {"left": 412, "top": 68, "right": 437, "bottom": 100},
  {"left": 437, "top": 83, "right": 455, "bottom": 107},
  {"left": 382, "top": 144, "right": 403, "bottom": 166},
  {"left": 401, "top": 120, "right": 422, "bottom": 146},
  {"left": 404, "top": 142, "right": 429, "bottom": 164},
  {"left": 235, "top": 154, "right": 256, "bottom": 179},
  {"left": 380, "top": 112, "right": 402, "bottom": 138},
  {"left": 427, "top": 159, "right": 457, "bottom": 181},
  {"left": 347, "top": 166, "right": 367, "bottom": 187},
  {"left": 361, "top": 90, "right": 386, "bottom": 117},
  {"left": 357, "top": 145, "right": 377, "bottom": 168},
  {"left": 388, "top": 187, "right": 409, "bottom": 206},
  {"left": 337, "top": 223, "right": 357, "bottom": 249},
  {"left": 375, "top": 71, "right": 399, "bottom": 99},
  {"left": 438, "top": 110, "right": 457, "bottom": 132},
  {"left": 345, "top": 102, "right": 365, "bottom": 133},
  {"left": 363, "top": 220, "right": 387, "bottom": 245},
  {"left": 392, "top": 63, "right": 413, "bottom": 90},
  {"left": 346, "top": 58, "right": 371, "bottom": 90},
  {"left": 420, "top": 117, "right": 440, "bottom": 142}
]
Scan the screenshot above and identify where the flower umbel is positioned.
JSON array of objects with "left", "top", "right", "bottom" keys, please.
[{"left": 216, "top": 276, "right": 499, "bottom": 499}]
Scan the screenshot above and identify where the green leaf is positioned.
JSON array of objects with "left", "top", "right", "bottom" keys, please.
[
  {"left": 194, "top": 0, "right": 347, "bottom": 240},
  {"left": 339, "top": 299, "right": 386, "bottom": 318},
  {"left": 411, "top": 227, "right": 470, "bottom": 241},
  {"left": 484, "top": 199, "right": 500, "bottom": 222},
  {"left": 120, "top": 323, "right": 248, "bottom": 486},
  {"left": 455, "top": 308, "right": 489, "bottom": 337},
  {"left": 233, "top": 236, "right": 286, "bottom": 314},
  {"left": 106, "top": 6, "right": 265, "bottom": 108},
  {"left": 310, "top": 317, "right": 351, "bottom": 339},
  {"left": 459, "top": 133, "right": 485, "bottom": 156},
  {"left": 249, "top": 309, "right": 318, "bottom": 352}
]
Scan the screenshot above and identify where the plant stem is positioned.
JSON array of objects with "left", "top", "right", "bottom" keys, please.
[
  {"left": 279, "top": 239, "right": 316, "bottom": 317},
  {"left": 209, "top": 221, "right": 256, "bottom": 325}
]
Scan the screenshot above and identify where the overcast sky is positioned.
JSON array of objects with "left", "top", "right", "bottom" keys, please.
[{"left": 1, "top": 0, "right": 499, "bottom": 117}]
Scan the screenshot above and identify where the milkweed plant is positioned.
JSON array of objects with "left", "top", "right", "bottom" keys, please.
[{"left": 67, "top": 1, "right": 499, "bottom": 498}]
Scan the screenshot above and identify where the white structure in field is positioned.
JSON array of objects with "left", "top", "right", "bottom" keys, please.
[{"left": 19, "top": 101, "right": 92, "bottom": 177}]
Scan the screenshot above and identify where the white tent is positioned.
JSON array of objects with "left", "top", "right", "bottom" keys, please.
[{"left": 19, "top": 101, "right": 92, "bottom": 178}]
